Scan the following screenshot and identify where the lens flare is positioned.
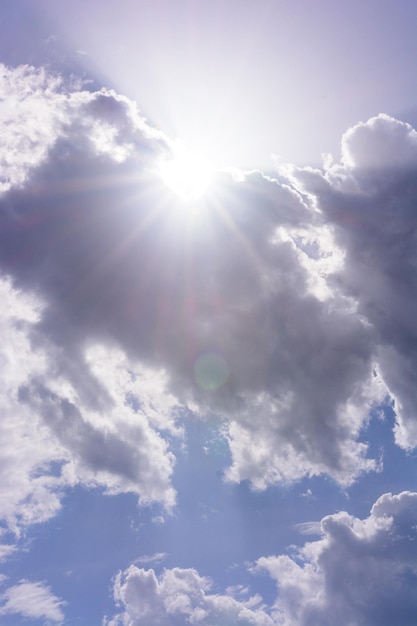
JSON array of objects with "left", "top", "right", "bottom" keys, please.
[{"left": 194, "top": 352, "right": 229, "bottom": 391}]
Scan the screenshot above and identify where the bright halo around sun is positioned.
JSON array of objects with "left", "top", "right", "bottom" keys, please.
[{"left": 157, "top": 142, "right": 214, "bottom": 202}]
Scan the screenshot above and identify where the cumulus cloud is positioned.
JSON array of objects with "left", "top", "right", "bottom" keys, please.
[
  {"left": 341, "top": 113, "right": 417, "bottom": 171},
  {"left": 19, "top": 345, "right": 178, "bottom": 507},
  {"left": 0, "top": 279, "right": 157, "bottom": 554},
  {"left": 0, "top": 276, "right": 179, "bottom": 551},
  {"left": 0, "top": 64, "right": 181, "bottom": 542},
  {"left": 104, "top": 565, "right": 273, "bottom": 626},
  {"left": 256, "top": 491, "right": 417, "bottom": 626},
  {"left": 1, "top": 63, "right": 417, "bottom": 505},
  {"left": 290, "top": 114, "right": 417, "bottom": 449},
  {"left": 0, "top": 277, "right": 65, "bottom": 542},
  {"left": 0, "top": 62, "right": 169, "bottom": 192},
  {"left": 0, "top": 579, "right": 65, "bottom": 623},
  {"left": 107, "top": 492, "right": 417, "bottom": 626}
]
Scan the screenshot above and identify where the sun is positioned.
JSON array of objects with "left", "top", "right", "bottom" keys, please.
[{"left": 157, "top": 143, "right": 214, "bottom": 202}]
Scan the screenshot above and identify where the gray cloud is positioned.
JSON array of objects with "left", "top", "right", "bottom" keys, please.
[
  {"left": 290, "top": 114, "right": 417, "bottom": 449},
  {"left": 1, "top": 65, "right": 416, "bottom": 505},
  {"left": 0, "top": 65, "right": 180, "bottom": 535},
  {"left": 0, "top": 274, "right": 178, "bottom": 554},
  {"left": 19, "top": 380, "right": 176, "bottom": 506},
  {"left": 257, "top": 491, "right": 417, "bottom": 626}
]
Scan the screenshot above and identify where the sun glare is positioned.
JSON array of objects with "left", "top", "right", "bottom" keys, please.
[{"left": 157, "top": 144, "right": 214, "bottom": 202}]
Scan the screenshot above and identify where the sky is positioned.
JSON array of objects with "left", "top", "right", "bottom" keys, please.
[{"left": 0, "top": 1, "right": 417, "bottom": 625}]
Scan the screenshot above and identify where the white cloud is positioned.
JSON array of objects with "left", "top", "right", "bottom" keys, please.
[
  {"left": 0, "top": 62, "right": 170, "bottom": 192},
  {"left": 341, "top": 113, "right": 417, "bottom": 171},
  {"left": 134, "top": 552, "right": 168, "bottom": 565},
  {"left": 0, "top": 579, "right": 65, "bottom": 624},
  {"left": 106, "top": 492, "right": 417, "bottom": 626},
  {"left": 256, "top": 491, "right": 417, "bottom": 626},
  {"left": 0, "top": 64, "right": 65, "bottom": 192},
  {"left": 0, "top": 277, "right": 66, "bottom": 540},
  {"left": 105, "top": 565, "right": 273, "bottom": 626}
]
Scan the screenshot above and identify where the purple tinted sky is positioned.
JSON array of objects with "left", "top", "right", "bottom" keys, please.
[{"left": 15, "top": 0, "right": 417, "bottom": 167}]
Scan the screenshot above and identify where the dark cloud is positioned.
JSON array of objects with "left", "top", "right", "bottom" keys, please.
[
  {"left": 1, "top": 66, "right": 406, "bottom": 501},
  {"left": 0, "top": 67, "right": 179, "bottom": 543},
  {"left": 291, "top": 114, "right": 417, "bottom": 449},
  {"left": 1, "top": 67, "right": 417, "bottom": 512}
]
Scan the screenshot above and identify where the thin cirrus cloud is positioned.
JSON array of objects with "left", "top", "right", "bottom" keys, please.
[
  {"left": 1, "top": 61, "right": 417, "bottom": 624},
  {"left": 0, "top": 580, "right": 65, "bottom": 624}
]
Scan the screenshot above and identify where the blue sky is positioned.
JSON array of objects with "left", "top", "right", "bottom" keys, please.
[{"left": 1, "top": 1, "right": 417, "bottom": 625}]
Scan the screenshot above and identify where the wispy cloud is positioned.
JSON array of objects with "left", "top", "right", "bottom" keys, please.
[
  {"left": 0, "top": 580, "right": 65, "bottom": 624},
  {"left": 134, "top": 552, "right": 167, "bottom": 565}
]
